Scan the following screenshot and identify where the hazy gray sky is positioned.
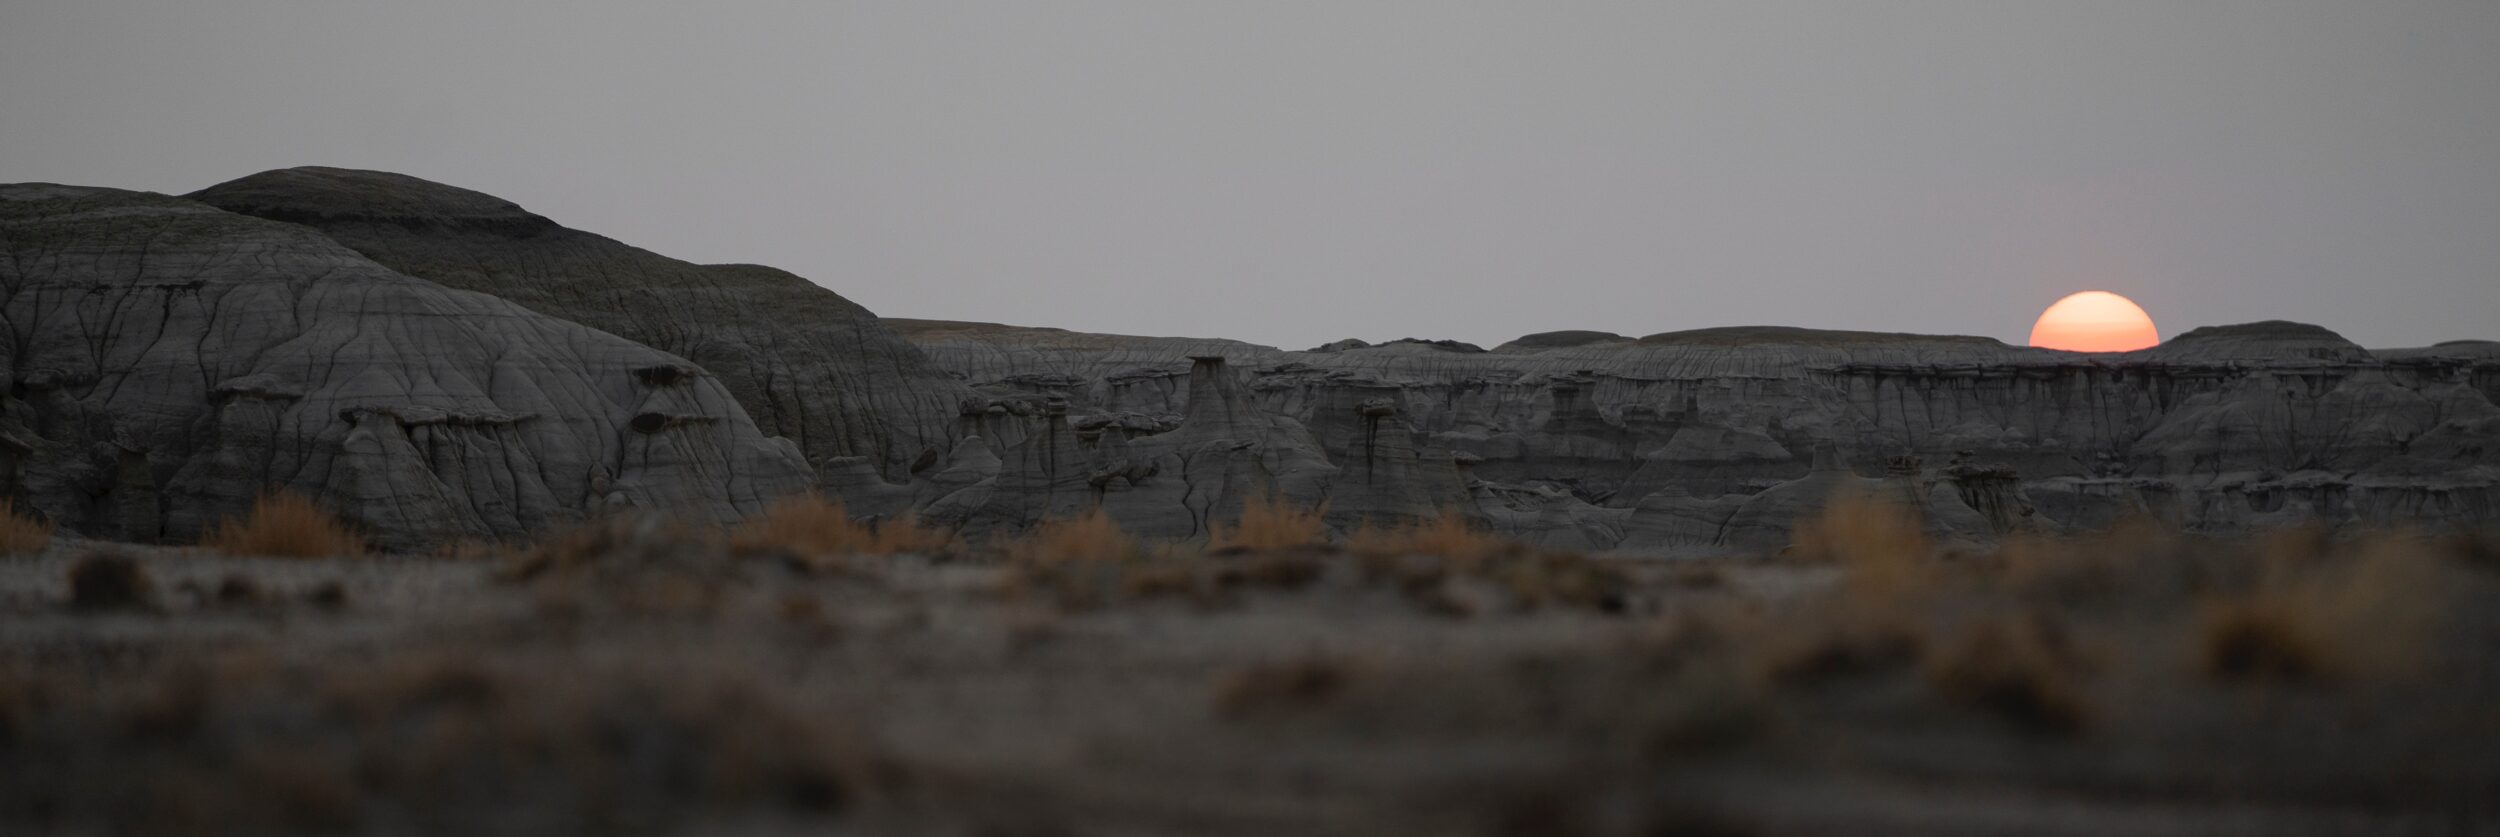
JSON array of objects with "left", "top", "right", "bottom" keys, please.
[{"left": 4, "top": 2, "right": 2494, "bottom": 349}]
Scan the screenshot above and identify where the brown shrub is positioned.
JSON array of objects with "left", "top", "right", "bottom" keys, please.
[
  {"left": 731, "top": 493, "right": 958, "bottom": 564},
  {"left": 504, "top": 516, "right": 720, "bottom": 580},
  {"left": 202, "top": 493, "right": 365, "bottom": 558},
  {"left": 732, "top": 493, "right": 862, "bottom": 557},
  {"left": 2198, "top": 599, "right": 2330, "bottom": 683},
  {"left": 1014, "top": 507, "right": 1136, "bottom": 565},
  {"left": 1217, "top": 551, "right": 1326, "bottom": 591},
  {"left": 1995, "top": 535, "right": 2128, "bottom": 603},
  {"left": 865, "top": 515, "right": 957, "bottom": 556},
  {"left": 1924, "top": 612, "right": 2095, "bottom": 734},
  {"left": 1118, "top": 563, "right": 1210, "bottom": 603},
  {"left": 997, "top": 510, "right": 1175, "bottom": 609},
  {"left": 500, "top": 516, "right": 731, "bottom": 614},
  {"left": 1346, "top": 513, "right": 1507, "bottom": 560},
  {"left": 2193, "top": 536, "right": 2449, "bottom": 685},
  {"left": 1789, "top": 492, "right": 1934, "bottom": 603},
  {"left": 1344, "top": 513, "right": 1632, "bottom": 612},
  {"left": 0, "top": 500, "right": 54, "bottom": 556},
  {"left": 1210, "top": 494, "right": 1326, "bottom": 553},
  {"left": 1758, "top": 614, "right": 1924, "bottom": 687},
  {"left": 1490, "top": 550, "right": 1631, "bottom": 613},
  {"left": 68, "top": 552, "right": 153, "bottom": 611},
  {"left": 1354, "top": 532, "right": 1625, "bottom": 614}
]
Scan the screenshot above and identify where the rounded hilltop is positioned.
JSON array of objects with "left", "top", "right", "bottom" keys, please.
[
  {"left": 2136, "top": 320, "right": 2372, "bottom": 363},
  {"left": 191, "top": 166, "right": 555, "bottom": 234}
]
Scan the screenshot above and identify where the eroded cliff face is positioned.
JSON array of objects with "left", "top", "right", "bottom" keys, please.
[
  {"left": 189, "top": 167, "right": 974, "bottom": 482},
  {"left": 890, "top": 319, "right": 2500, "bottom": 552},
  {"left": 0, "top": 184, "right": 814, "bottom": 549},
  {"left": 8, "top": 169, "right": 2490, "bottom": 555}
]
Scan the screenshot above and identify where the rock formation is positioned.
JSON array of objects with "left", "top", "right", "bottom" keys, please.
[
  {"left": 190, "top": 167, "right": 973, "bottom": 482},
  {"left": 6, "top": 168, "right": 2492, "bottom": 554},
  {"left": 892, "top": 318, "right": 2500, "bottom": 552},
  {"left": 0, "top": 183, "right": 813, "bottom": 550}
]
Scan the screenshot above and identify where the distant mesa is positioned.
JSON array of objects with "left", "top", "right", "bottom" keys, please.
[
  {"left": 1493, "top": 330, "right": 1635, "bottom": 352},
  {"left": 2, "top": 165, "right": 2492, "bottom": 556},
  {"left": 1637, "top": 325, "right": 2005, "bottom": 348},
  {"left": 2139, "top": 320, "right": 2370, "bottom": 363}
]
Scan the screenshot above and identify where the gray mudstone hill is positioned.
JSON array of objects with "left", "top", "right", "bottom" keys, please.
[
  {"left": 6, "top": 167, "right": 2496, "bottom": 552},
  {"left": 0, "top": 182, "right": 812, "bottom": 550},
  {"left": 189, "top": 167, "right": 974, "bottom": 481}
]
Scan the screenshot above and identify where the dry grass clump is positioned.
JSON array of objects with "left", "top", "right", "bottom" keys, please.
[
  {"left": 500, "top": 515, "right": 733, "bottom": 614},
  {"left": 504, "top": 515, "right": 721, "bottom": 581},
  {"left": 1209, "top": 494, "right": 1327, "bottom": 553},
  {"left": 730, "top": 493, "right": 956, "bottom": 565},
  {"left": 1992, "top": 530, "right": 2142, "bottom": 606},
  {"left": 2197, "top": 599, "right": 2330, "bottom": 683},
  {"left": 67, "top": 551, "right": 153, "bottom": 611},
  {"left": 2192, "top": 537, "right": 2448, "bottom": 685},
  {"left": 995, "top": 506, "right": 1618, "bottom": 613},
  {"left": 202, "top": 493, "right": 365, "bottom": 558},
  {"left": 1002, "top": 509, "right": 1193, "bottom": 609},
  {"left": 1211, "top": 551, "right": 1327, "bottom": 591},
  {"left": 1346, "top": 513, "right": 1628, "bottom": 614},
  {"left": 1116, "top": 561, "right": 1206, "bottom": 601},
  {"left": 1489, "top": 550, "right": 1632, "bottom": 612},
  {"left": 1788, "top": 492, "right": 1936, "bottom": 603},
  {"left": 1756, "top": 613, "right": 1925, "bottom": 687},
  {"left": 1769, "top": 496, "right": 2463, "bottom": 724},
  {"left": 1923, "top": 611, "right": 2096, "bottom": 734},
  {"left": 429, "top": 538, "right": 514, "bottom": 562},
  {"left": 0, "top": 500, "right": 55, "bottom": 556},
  {"left": 1346, "top": 512, "right": 1508, "bottom": 560},
  {"left": 1025, "top": 540, "right": 1334, "bottom": 612},
  {"left": 1011, "top": 507, "right": 1138, "bottom": 565},
  {"left": 0, "top": 652, "right": 899, "bottom": 833}
]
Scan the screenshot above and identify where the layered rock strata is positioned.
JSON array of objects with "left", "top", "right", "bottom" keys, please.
[
  {"left": 191, "top": 167, "right": 973, "bottom": 481},
  {"left": 891, "top": 319, "right": 2500, "bottom": 551},
  {"left": 11, "top": 168, "right": 2492, "bottom": 555},
  {"left": 0, "top": 183, "right": 813, "bottom": 549}
]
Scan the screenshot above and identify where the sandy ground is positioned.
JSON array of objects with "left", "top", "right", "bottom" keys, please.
[{"left": 4, "top": 527, "right": 2497, "bottom": 836}]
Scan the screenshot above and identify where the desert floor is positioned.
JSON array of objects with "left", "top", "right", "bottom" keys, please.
[{"left": 4, "top": 507, "right": 2497, "bottom": 836}]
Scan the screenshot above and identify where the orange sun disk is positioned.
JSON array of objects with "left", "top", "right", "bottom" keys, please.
[{"left": 2029, "top": 291, "right": 2160, "bottom": 352}]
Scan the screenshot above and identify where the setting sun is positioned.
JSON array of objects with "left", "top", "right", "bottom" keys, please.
[{"left": 2029, "top": 291, "right": 2160, "bottom": 352}]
